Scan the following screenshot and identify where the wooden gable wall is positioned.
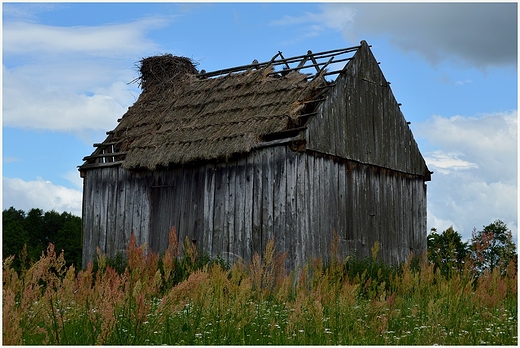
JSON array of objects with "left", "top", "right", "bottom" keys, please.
[{"left": 305, "top": 41, "right": 430, "bottom": 179}]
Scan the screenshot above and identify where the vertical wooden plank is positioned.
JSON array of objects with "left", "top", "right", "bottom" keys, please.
[
  {"left": 285, "top": 149, "right": 298, "bottom": 269},
  {"left": 160, "top": 170, "right": 172, "bottom": 253},
  {"left": 261, "top": 148, "right": 274, "bottom": 255},
  {"left": 357, "top": 165, "right": 369, "bottom": 259},
  {"left": 420, "top": 181, "right": 428, "bottom": 254},
  {"left": 317, "top": 155, "right": 326, "bottom": 258},
  {"left": 329, "top": 159, "right": 340, "bottom": 258},
  {"left": 224, "top": 161, "right": 236, "bottom": 263},
  {"left": 252, "top": 149, "right": 263, "bottom": 257},
  {"left": 122, "top": 170, "right": 134, "bottom": 254},
  {"left": 388, "top": 172, "right": 398, "bottom": 264},
  {"left": 114, "top": 167, "right": 127, "bottom": 257},
  {"left": 192, "top": 167, "right": 205, "bottom": 252},
  {"left": 133, "top": 174, "right": 143, "bottom": 247},
  {"left": 377, "top": 169, "right": 387, "bottom": 261},
  {"left": 365, "top": 166, "right": 376, "bottom": 259},
  {"left": 105, "top": 170, "right": 118, "bottom": 258},
  {"left": 243, "top": 152, "right": 255, "bottom": 262},
  {"left": 295, "top": 153, "right": 307, "bottom": 268},
  {"left": 396, "top": 174, "right": 404, "bottom": 264},
  {"left": 175, "top": 167, "right": 187, "bottom": 249},
  {"left": 334, "top": 80, "right": 347, "bottom": 158},
  {"left": 337, "top": 160, "right": 347, "bottom": 248},
  {"left": 272, "top": 146, "right": 287, "bottom": 258},
  {"left": 212, "top": 162, "right": 226, "bottom": 260},
  {"left": 139, "top": 174, "right": 151, "bottom": 252},
  {"left": 373, "top": 84, "right": 383, "bottom": 166},
  {"left": 81, "top": 171, "right": 94, "bottom": 268},
  {"left": 128, "top": 173, "right": 139, "bottom": 247},
  {"left": 306, "top": 154, "right": 317, "bottom": 262},
  {"left": 234, "top": 157, "right": 247, "bottom": 261},
  {"left": 97, "top": 168, "right": 108, "bottom": 257},
  {"left": 203, "top": 164, "right": 216, "bottom": 258},
  {"left": 349, "top": 163, "right": 359, "bottom": 254},
  {"left": 183, "top": 168, "right": 195, "bottom": 245},
  {"left": 344, "top": 161, "right": 353, "bottom": 244}
]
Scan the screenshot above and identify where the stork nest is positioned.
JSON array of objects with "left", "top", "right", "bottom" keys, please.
[{"left": 135, "top": 54, "right": 199, "bottom": 91}]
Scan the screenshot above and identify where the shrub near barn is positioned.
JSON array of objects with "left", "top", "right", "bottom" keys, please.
[{"left": 2, "top": 223, "right": 517, "bottom": 345}]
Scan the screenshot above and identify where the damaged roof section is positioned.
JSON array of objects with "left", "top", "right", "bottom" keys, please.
[{"left": 80, "top": 45, "right": 361, "bottom": 171}]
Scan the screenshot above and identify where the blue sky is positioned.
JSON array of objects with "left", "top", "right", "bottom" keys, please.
[{"left": 2, "top": 2, "right": 518, "bottom": 242}]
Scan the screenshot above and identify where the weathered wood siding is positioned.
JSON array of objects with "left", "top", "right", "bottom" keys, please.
[
  {"left": 306, "top": 41, "right": 430, "bottom": 179},
  {"left": 82, "top": 168, "right": 152, "bottom": 267},
  {"left": 82, "top": 145, "right": 426, "bottom": 268}
]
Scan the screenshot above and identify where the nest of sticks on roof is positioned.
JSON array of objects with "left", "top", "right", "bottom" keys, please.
[{"left": 136, "top": 54, "right": 199, "bottom": 91}]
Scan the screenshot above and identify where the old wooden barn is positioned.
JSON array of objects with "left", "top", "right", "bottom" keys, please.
[{"left": 79, "top": 41, "right": 431, "bottom": 269}]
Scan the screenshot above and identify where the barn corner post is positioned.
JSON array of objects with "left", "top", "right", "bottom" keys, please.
[{"left": 79, "top": 42, "right": 431, "bottom": 269}]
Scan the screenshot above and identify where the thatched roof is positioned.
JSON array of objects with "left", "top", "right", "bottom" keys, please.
[{"left": 81, "top": 47, "right": 357, "bottom": 171}]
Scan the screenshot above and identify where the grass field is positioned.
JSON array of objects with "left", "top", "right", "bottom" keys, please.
[{"left": 3, "top": 229, "right": 517, "bottom": 345}]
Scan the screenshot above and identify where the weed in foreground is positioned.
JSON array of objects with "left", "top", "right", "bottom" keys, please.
[{"left": 2, "top": 231, "right": 517, "bottom": 345}]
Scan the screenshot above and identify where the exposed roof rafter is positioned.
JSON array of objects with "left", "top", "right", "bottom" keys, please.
[{"left": 196, "top": 45, "right": 361, "bottom": 81}]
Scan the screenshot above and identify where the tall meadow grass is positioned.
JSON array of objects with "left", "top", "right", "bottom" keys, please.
[{"left": 3, "top": 228, "right": 517, "bottom": 345}]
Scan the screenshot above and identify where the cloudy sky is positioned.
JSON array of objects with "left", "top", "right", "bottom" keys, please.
[{"left": 2, "top": 2, "right": 517, "bottom": 242}]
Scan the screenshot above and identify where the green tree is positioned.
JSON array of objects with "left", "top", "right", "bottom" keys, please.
[
  {"left": 22, "top": 208, "right": 46, "bottom": 258},
  {"left": 54, "top": 212, "right": 82, "bottom": 268},
  {"left": 2, "top": 207, "right": 30, "bottom": 270},
  {"left": 470, "top": 219, "right": 517, "bottom": 275},
  {"left": 427, "top": 226, "right": 469, "bottom": 278},
  {"left": 3, "top": 207, "right": 83, "bottom": 271}
]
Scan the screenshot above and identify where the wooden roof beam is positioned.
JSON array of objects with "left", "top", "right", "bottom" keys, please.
[{"left": 195, "top": 45, "right": 361, "bottom": 79}]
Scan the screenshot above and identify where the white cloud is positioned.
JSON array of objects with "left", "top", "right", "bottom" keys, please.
[
  {"left": 424, "top": 151, "right": 478, "bottom": 175},
  {"left": 2, "top": 17, "right": 172, "bottom": 132},
  {"left": 419, "top": 112, "right": 517, "bottom": 184},
  {"left": 2, "top": 66, "right": 126, "bottom": 131},
  {"left": 269, "top": 4, "right": 356, "bottom": 44},
  {"left": 416, "top": 110, "right": 518, "bottom": 241},
  {"left": 2, "top": 177, "right": 82, "bottom": 217},
  {"left": 3, "top": 18, "right": 167, "bottom": 57},
  {"left": 271, "top": 4, "right": 355, "bottom": 32}
]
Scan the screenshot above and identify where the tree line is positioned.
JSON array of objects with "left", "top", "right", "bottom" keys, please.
[
  {"left": 427, "top": 219, "right": 517, "bottom": 277},
  {"left": 2, "top": 207, "right": 82, "bottom": 271},
  {"left": 2, "top": 206, "right": 517, "bottom": 276}
]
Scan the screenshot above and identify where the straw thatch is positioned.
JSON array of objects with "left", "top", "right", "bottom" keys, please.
[
  {"left": 137, "top": 54, "right": 199, "bottom": 91},
  {"left": 87, "top": 56, "right": 329, "bottom": 171}
]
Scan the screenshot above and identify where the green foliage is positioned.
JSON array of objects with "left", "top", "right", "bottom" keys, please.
[
  {"left": 343, "top": 253, "right": 399, "bottom": 299},
  {"left": 470, "top": 219, "right": 517, "bottom": 275},
  {"left": 2, "top": 207, "right": 82, "bottom": 271},
  {"left": 427, "top": 226, "right": 469, "bottom": 278}
]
